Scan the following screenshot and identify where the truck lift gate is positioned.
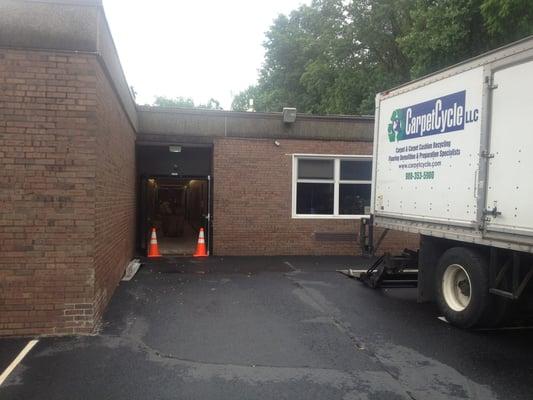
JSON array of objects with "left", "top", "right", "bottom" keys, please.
[{"left": 339, "top": 217, "right": 419, "bottom": 289}]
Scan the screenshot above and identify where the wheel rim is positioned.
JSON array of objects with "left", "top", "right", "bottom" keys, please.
[{"left": 442, "top": 264, "right": 472, "bottom": 312}]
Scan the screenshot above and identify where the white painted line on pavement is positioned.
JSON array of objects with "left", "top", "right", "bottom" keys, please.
[{"left": 0, "top": 339, "right": 39, "bottom": 386}]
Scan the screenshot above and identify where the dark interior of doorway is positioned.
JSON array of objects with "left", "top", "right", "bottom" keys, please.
[{"left": 144, "top": 177, "right": 208, "bottom": 256}]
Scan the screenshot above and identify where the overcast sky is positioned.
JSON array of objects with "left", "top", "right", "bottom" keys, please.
[{"left": 103, "top": 0, "right": 309, "bottom": 109}]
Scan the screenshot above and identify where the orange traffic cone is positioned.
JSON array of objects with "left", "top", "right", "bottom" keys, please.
[
  {"left": 147, "top": 227, "right": 161, "bottom": 258},
  {"left": 193, "top": 228, "right": 208, "bottom": 257}
]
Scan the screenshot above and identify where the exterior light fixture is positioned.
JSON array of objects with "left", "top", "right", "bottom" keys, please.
[
  {"left": 169, "top": 145, "right": 182, "bottom": 153},
  {"left": 171, "top": 164, "right": 179, "bottom": 176},
  {"left": 282, "top": 107, "right": 297, "bottom": 123}
]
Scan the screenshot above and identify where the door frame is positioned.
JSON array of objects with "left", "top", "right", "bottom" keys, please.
[
  {"left": 480, "top": 50, "right": 533, "bottom": 238},
  {"left": 137, "top": 174, "right": 213, "bottom": 255}
]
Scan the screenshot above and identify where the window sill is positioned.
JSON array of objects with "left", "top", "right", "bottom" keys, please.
[{"left": 292, "top": 214, "right": 370, "bottom": 220}]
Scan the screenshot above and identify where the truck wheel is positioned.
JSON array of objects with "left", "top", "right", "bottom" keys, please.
[{"left": 436, "top": 247, "right": 491, "bottom": 328}]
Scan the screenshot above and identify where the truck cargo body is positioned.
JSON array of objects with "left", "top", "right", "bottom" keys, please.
[
  {"left": 372, "top": 37, "right": 533, "bottom": 254},
  {"left": 370, "top": 36, "right": 533, "bottom": 328}
]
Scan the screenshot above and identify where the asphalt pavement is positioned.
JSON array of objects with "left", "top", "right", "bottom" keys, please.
[{"left": 1, "top": 256, "right": 532, "bottom": 399}]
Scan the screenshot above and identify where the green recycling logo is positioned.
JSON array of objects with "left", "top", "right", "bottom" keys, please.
[{"left": 388, "top": 109, "right": 406, "bottom": 142}]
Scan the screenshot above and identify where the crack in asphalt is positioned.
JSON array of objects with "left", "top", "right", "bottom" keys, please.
[
  {"left": 283, "top": 265, "right": 417, "bottom": 399},
  {"left": 282, "top": 260, "right": 497, "bottom": 400},
  {"left": 103, "top": 331, "right": 354, "bottom": 373},
  {"left": 23, "top": 262, "right": 497, "bottom": 400},
  {"left": 46, "top": 331, "right": 406, "bottom": 399}
]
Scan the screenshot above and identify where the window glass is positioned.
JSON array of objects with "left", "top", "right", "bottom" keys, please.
[
  {"left": 296, "top": 183, "right": 334, "bottom": 214},
  {"left": 340, "top": 160, "right": 372, "bottom": 181},
  {"left": 339, "top": 184, "right": 371, "bottom": 215},
  {"left": 298, "top": 159, "right": 334, "bottom": 180}
]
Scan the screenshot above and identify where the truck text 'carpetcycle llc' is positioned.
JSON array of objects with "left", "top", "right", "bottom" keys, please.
[{"left": 388, "top": 90, "right": 479, "bottom": 143}]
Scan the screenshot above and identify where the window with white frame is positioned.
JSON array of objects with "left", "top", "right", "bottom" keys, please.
[{"left": 292, "top": 155, "right": 372, "bottom": 218}]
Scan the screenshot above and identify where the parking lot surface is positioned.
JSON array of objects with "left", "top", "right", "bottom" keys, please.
[{"left": 1, "top": 256, "right": 532, "bottom": 399}]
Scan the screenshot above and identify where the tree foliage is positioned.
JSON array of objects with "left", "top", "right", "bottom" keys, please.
[
  {"left": 232, "top": 0, "right": 533, "bottom": 114},
  {"left": 154, "top": 96, "right": 223, "bottom": 110}
]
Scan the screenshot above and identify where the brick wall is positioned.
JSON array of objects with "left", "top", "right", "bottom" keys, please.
[
  {"left": 93, "top": 61, "right": 136, "bottom": 324},
  {"left": 0, "top": 48, "right": 135, "bottom": 336},
  {"left": 0, "top": 48, "right": 415, "bottom": 336},
  {"left": 213, "top": 137, "right": 418, "bottom": 256}
]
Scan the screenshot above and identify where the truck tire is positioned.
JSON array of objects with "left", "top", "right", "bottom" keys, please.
[{"left": 436, "top": 247, "right": 504, "bottom": 328}]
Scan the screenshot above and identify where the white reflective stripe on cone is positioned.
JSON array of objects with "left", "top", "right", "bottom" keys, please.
[
  {"left": 199, "top": 230, "right": 204, "bottom": 239},
  {"left": 198, "top": 238, "right": 205, "bottom": 244}
]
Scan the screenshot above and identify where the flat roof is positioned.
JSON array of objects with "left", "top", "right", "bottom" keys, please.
[
  {"left": 0, "top": 0, "right": 373, "bottom": 141},
  {"left": 137, "top": 106, "right": 374, "bottom": 142}
]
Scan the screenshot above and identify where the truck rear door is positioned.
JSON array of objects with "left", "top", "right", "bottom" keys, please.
[{"left": 484, "top": 58, "right": 533, "bottom": 237}]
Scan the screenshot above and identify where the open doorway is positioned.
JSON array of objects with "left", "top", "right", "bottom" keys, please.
[{"left": 142, "top": 177, "right": 209, "bottom": 256}]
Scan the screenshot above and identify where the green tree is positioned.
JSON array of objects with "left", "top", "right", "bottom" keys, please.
[
  {"left": 233, "top": 0, "right": 533, "bottom": 115},
  {"left": 399, "top": 0, "right": 533, "bottom": 77},
  {"left": 231, "top": 0, "right": 417, "bottom": 114},
  {"left": 256, "top": 0, "right": 347, "bottom": 113},
  {"left": 341, "top": 0, "right": 416, "bottom": 113},
  {"left": 398, "top": 0, "right": 488, "bottom": 77},
  {"left": 231, "top": 85, "right": 260, "bottom": 111},
  {"left": 481, "top": 0, "right": 533, "bottom": 40},
  {"left": 153, "top": 96, "right": 223, "bottom": 110},
  {"left": 198, "top": 98, "right": 223, "bottom": 110},
  {"left": 154, "top": 96, "right": 195, "bottom": 108}
]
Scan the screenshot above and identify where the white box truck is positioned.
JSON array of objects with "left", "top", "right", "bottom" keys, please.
[{"left": 369, "top": 36, "right": 533, "bottom": 328}]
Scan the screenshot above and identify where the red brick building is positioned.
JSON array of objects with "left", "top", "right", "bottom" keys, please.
[{"left": 0, "top": 0, "right": 417, "bottom": 336}]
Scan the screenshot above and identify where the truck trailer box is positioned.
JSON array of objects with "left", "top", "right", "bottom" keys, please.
[
  {"left": 369, "top": 36, "right": 533, "bottom": 328},
  {"left": 372, "top": 36, "right": 533, "bottom": 254}
]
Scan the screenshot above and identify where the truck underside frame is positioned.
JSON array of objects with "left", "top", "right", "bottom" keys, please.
[
  {"left": 489, "top": 248, "right": 533, "bottom": 300},
  {"left": 357, "top": 220, "right": 533, "bottom": 303}
]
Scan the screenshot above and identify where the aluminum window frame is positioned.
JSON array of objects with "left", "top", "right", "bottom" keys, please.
[{"left": 291, "top": 154, "right": 372, "bottom": 219}]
